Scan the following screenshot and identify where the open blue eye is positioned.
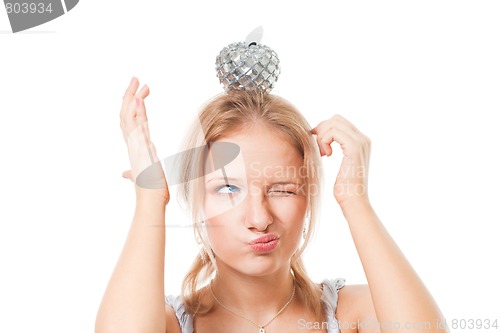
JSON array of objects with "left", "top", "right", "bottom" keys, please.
[{"left": 216, "top": 184, "right": 240, "bottom": 194}]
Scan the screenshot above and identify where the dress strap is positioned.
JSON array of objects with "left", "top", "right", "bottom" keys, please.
[
  {"left": 165, "top": 295, "right": 194, "bottom": 333},
  {"left": 321, "top": 277, "right": 346, "bottom": 333}
]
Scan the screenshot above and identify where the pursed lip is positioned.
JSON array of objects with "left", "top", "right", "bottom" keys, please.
[{"left": 248, "top": 233, "right": 280, "bottom": 245}]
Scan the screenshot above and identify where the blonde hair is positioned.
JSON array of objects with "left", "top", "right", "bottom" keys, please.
[{"left": 176, "top": 91, "right": 324, "bottom": 319}]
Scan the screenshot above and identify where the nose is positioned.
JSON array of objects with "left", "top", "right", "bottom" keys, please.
[{"left": 245, "top": 189, "right": 273, "bottom": 232}]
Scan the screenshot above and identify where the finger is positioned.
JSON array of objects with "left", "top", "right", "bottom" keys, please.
[
  {"left": 331, "top": 120, "right": 356, "bottom": 138},
  {"left": 316, "top": 130, "right": 332, "bottom": 156},
  {"left": 123, "top": 77, "right": 139, "bottom": 100},
  {"left": 312, "top": 119, "right": 335, "bottom": 156},
  {"left": 121, "top": 97, "right": 140, "bottom": 137},
  {"left": 314, "top": 119, "right": 353, "bottom": 140},
  {"left": 124, "top": 86, "right": 149, "bottom": 126},
  {"left": 122, "top": 77, "right": 140, "bottom": 104},
  {"left": 331, "top": 114, "right": 364, "bottom": 134},
  {"left": 312, "top": 116, "right": 338, "bottom": 138},
  {"left": 135, "top": 96, "right": 148, "bottom": 126},
  {"left": 327, "top": 117, "right": 369, "bottom": 148},
  {"left": 317, "top": 127, "right": 356, "bottom": 157},
  {"left": 311, "top": 119, "right": 329, "bottom": 137},
  {"left": 316, "top": 138, "right": 333, "bottom": 156},
  {"left": 120, "top": 77, "right": 140, "bottom": 119},
  {"left": 135, "top": 98, "right": 152, "bottom": 147},
  {"left": 136, "top": 84, "right": 150, "bottom": 100},
  {"left": 312, "top": 115, "right": 349, "bottom": 136}
]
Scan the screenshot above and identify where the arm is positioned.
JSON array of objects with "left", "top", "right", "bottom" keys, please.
[
  {"left": 312, "top": 115, "right": 448, "bottom": 333},
  {"left": 341, "top": 199, "right": 447, "bottom": 333},
  {"left": 95, "top": 190, "right": 168, "bottom": 333},
  {"left": 95, "top": 78, "right": 170, "bottom": 333}
]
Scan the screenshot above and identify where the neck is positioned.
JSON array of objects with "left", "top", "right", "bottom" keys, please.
[{"left": 210, "top": 261, "right": 295, "bottom": 322}]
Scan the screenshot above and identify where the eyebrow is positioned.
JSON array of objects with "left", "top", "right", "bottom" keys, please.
[
  {"left": 205, "top": 177, "right": 302, "bottom": 186},
  {"left": 269, "top": 181, "right": 304, "bottom": 187},
  {"left": 205, "top": 177, "right": 242, "bottom": 184},
  {"left": 268, "top": 181, "right": 303, "bottom": 186}
]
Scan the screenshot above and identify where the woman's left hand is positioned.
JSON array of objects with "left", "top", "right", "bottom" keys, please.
[{"left": 312, "top": 114, "right": 371, "bottom": 208}]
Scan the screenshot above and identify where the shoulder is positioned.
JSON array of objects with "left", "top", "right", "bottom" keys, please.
[
  {"left": 336, "top": 284, "right": 379, "bottom": 333},
  {"left": 165, "top": 303, "right": 182, "bottom": 333},
  {"left": 164, "top": 295, "right": 186, "bottom": 333}
]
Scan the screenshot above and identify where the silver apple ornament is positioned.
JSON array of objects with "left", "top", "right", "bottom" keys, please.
[{"left": 215, "top": 27, "right": 280, "bottom": 94}]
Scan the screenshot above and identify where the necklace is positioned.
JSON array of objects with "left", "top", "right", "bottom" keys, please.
[{"left": 209, "top": 279, "right": 296, "bottom": 333}]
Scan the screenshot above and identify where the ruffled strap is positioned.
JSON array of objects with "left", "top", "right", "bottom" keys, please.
[
  {"left": 320, "top": 277, "right": 346, "bottom": 333},
  {"left": 165, "top": 295, "right": 194, "bottom": 333}
]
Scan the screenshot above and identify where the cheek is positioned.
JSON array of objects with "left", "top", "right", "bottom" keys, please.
[
  {"left": 274, "top": 195, "right": 307, "bottom": 218},
  {"left": 272, "top": 197, "right": 307, "bottom": 236},
  {"left": 203, "top": 192, "right": 248, "bottom": 221},
  {"left": 204, "top": 211, "right": 241, "bottom": 256},
  {"left": 204, "top": 200, "right": 231, "bottom": 221}
]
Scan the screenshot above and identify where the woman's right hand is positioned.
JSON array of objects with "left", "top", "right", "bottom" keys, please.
[{"left": 120, "top": 77, "right": 169, "bottom": 204}]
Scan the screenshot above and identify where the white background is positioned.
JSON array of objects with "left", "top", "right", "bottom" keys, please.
[{"left": 1, "top": 1, "right": 499, "bottom": 332}]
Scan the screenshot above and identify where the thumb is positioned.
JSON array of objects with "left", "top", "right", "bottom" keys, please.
[{"left": 122, "top": 170, "right": 133, "bottom": 182}]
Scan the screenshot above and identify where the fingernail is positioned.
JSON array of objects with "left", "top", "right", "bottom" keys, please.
[
  {"left": 140, "top": 84, "right": 148, "bottom": 92},
  {"left": 130, "top": 77, "right": 136, "bottom": 84},
  {"left": 135, "top": 97, "right": 140, "bottom": 106}
]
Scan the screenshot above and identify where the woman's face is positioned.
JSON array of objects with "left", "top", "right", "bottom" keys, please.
[{"left": 203, "top": 126, "right": 308, "bottom": 277}]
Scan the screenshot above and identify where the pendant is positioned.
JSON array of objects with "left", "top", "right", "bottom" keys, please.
[{"left": 259, "top": 327, "right": 265, "bottom": 333}]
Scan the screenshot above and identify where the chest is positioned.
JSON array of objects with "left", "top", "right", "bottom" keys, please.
[{"left": 193, "top": 310, "right": 330, "bottom": 333}]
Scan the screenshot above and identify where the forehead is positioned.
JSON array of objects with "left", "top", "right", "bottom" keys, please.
[{"left": 205, "top": 127, "right": 304, "bottom": 181}]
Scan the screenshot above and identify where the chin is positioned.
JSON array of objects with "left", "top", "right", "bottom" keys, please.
[
  {"left": 232, "top": 255, "right": 289, "bottom": 277},
  {"left": 214, "top": 245, "right": 297, "bottom": 277}
]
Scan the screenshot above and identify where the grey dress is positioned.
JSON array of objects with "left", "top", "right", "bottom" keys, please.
[{"left": 165, "top": 277, "right": 345, "bottom": 333}]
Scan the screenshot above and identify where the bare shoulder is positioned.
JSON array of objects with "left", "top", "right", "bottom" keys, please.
[
  {"left": 165, "top": 304, "right": 182, "bottom": 333},
  {"left": 336, "top": 284, "right": 379, "bottom": 333}
]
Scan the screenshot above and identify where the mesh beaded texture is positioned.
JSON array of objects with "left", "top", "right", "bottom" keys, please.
[{"left": 215, "top": 42, "right": 280, "bottom": 94}]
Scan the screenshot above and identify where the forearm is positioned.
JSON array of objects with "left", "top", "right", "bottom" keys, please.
[
  {"left": 96, "top": 189, "right": 167, "bottom": 333},
  {"left": 341, "top": 197, "right": 447, "bottom": 333}
]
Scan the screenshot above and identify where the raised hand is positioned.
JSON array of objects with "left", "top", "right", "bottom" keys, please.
[
  {"left": 119, "top": 77, "right": 169, "bottom": 203},
  {"left": 312, "top": 114, "right": 371, "bottom": 207}
]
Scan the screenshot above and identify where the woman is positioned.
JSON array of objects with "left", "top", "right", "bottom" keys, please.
[{"left": 95, "top": 76, "right": 448, "bottom": 333}]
